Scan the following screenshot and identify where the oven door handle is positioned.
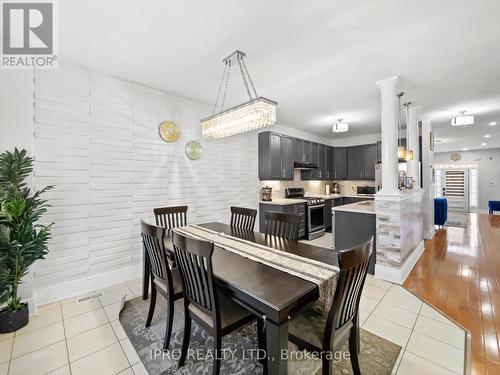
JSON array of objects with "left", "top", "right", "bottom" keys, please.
[{"left": 308, "top": 204, "right": 325, "bottom": 209}]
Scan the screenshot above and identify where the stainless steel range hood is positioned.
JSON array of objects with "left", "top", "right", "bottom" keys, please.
[{"left": 293, "top": 161, "right": 318, "bottom": 170}]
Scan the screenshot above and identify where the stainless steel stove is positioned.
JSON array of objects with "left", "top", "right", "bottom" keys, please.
[{"left": 285, "top": 188, "right": 325, "bottom": 240}]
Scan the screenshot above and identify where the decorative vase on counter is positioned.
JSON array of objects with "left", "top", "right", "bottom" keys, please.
[{"left": 261, "top": 186, "right": 272, "bottom": 201}]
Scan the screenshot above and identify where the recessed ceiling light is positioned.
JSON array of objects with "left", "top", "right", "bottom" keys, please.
[
  {"left": 462, "top": 148, "right": 469, "bottom": 151},
  {"left": 484, "top": 134, "right": 491, "bottom": 138},
  {"left": 489, "top": 121, "right": 497, "bottom": 126},
  {"left": 481, "top": 142, "right": 487, "bottom": 146}
]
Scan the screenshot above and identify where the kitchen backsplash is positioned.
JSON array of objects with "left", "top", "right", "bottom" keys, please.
[{"left": 259, "top": 170, "right": 375, "bottom": 199}]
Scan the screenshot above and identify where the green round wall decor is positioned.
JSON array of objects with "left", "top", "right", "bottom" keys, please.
[{"left": 185, "top": 140, "right": 203, "bottom": 160}]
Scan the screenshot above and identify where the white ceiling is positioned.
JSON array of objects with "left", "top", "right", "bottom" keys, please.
[{"left": 59, "top": 0, "right": 500, "bottom": 150}]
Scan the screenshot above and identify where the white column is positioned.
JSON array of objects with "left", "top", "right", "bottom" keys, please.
[
  {"left": 407, "top": 105, "right": 420, "bottom": 186},
  {"left": 421, "top": 118, "right": 435, "bottom": 239},
  {"left": 376, "top": 76, "right": 399, "bottom": 195}
]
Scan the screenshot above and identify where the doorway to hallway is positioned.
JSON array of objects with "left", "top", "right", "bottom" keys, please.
[{"left": 435, "top": 164, "right": 478, "bottom": 213}]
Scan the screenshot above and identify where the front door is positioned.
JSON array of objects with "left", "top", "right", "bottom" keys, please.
[{"left": 443, "top": 169, "right": 469, "bottom": 212}]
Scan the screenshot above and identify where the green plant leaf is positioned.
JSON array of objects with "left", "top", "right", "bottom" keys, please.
[{"left": 0, "top": 148, "right": 53, "bottom": 312}]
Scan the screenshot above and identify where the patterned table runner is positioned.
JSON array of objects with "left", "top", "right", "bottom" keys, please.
[{"left": 173, "top": 224, "right": 339, "bottom": 313}]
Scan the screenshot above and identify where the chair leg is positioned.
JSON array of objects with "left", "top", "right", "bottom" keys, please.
[
  {"left": 349, "top": 328, "right": 361, "bottom": 375},
  {"left": 213, "top": 332, "right": 222, "bottom": 375},
  {"left": 256, "top": 319, "right": 267, "bottom": 374},
  {"left": 145, "top": 284, "right": 157, "bottom": 328},
  {"left": 321, "top": 355, "right": 333, "bottom": 375},
  {"left": 179, "top": 314, "right": 191, "bottom": 368},
  {"left": 162, "top": 297, "right": 175, "bottom": 350}
]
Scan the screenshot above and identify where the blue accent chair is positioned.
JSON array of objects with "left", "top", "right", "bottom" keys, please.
[
  {"left": 434, "top": 198, "right": 448, "bottom": 227},
  {"left": 489, "top": 201, "right": 500, "bottom": 215}
]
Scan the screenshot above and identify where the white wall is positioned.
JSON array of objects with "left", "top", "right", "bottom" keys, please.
[
  {"left": 31, "top": 63, "right": 260, "bottom": 305},
  {"left": 0, "top": 70, "right": 37, "bottom": 312},
  {"left": 331, "top": 132, "right": 381, "bottom": 147},
  {"left": 434, "top": 148, "right": 500, "bottom": 212}
]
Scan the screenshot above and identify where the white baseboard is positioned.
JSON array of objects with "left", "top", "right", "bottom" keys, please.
[
  {"left": 424, "top": 228, "right": 436, "bottom": 240},
  {"left": 375, "top": 240, "right": 425, "bottom": 285},
  {"left": 34, "top": 263, "right": 142, "bottom": 308}
]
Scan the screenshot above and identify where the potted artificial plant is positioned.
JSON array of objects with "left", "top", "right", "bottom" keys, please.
[{"left": 0, "top": 148, "right": 53, "bottom": 333}]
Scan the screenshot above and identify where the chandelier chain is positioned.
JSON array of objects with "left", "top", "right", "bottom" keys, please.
[
  {"left": 237, "top": 53, "right": 254, "bottom": 100},
  {"left": 220, "top": 60, "right": 231, "bottom": 112},
  {"left": 212, "top": 61, "right": 229, "bottom": 114},
  {"left": 240, "top": 54, "right": 258, "bottom": 99}
]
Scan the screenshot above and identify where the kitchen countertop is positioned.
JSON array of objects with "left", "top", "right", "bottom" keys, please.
[
  {"left": 332, "top": 200, "right": 375, "bottom": 215},
  {"left": 259, "top": 198, "right": 307, "bottom": 205},
  {"left": 311, "top": 194, "right": 375, "bottom": 200}
]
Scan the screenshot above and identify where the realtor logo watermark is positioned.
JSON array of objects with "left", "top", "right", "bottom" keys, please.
[{"left": 1, "top": 0, "right": 57, "bottom": 69}]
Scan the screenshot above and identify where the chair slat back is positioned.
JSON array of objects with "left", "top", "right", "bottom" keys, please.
[
  {"left": 141, "top": 221, "right": 170, "bottom": 282},
  {"left": 230, "top": 206, "right": 257, "bottom": 231},
  {"left": 172, "top": 232, "right": 218, "bottom": 317},
  {"left": 264, "top": 211, "right": 301, "bottom": 241},
  {"left": 328, "top": 237, "right": 373, "bottom": 330},
  {"left": 154, "top": 206, "right": 188, "bottom": 229}
]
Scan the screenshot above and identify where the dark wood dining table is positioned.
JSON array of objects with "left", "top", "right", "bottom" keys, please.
[{"left": 142, "top": 222, "right": 339, "bottom": 375}]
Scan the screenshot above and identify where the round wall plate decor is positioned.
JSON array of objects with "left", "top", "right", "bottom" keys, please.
[
  {"left": 158, "top": 121, "right": 180, "bottom": 142},
  {"left": 185, "top": 140, "right": 203, "bottom": 160}
]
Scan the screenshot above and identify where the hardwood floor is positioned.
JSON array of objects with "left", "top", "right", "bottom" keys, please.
[{"left": 405, "top": 213, "right": 500, "bottom": 375}]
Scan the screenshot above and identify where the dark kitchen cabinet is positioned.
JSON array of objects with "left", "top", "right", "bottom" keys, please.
[
  {"left": 324, "top": 198, "right": 333, "bottom": 229},
  {"left": 294, "top": 138, "right": 311, "bottom": 163},
  {"left": 258, "top": 131, "right": 294, "bottom": 180},
  {"left": 347, "top": 145, "right": 364, "bottom": 180},
  {"left": 325, "top": 146, "right": 333, "bottom": 179},
  {"left": 302, "top": 142, "right": 319, "bottom": 180},
  {"left": 333, "top": 147, "right": 347, "bottom": 180},
  {"left": 363, "top": 143, "right": 377, "bottom": 180},
  {"left": 317, "top": 143, "right": 326, "bottom": 180}
]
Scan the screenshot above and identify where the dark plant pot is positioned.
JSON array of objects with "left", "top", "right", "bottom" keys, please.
[{"left": 0, "top": 304, "right": 29, "bottom": 333}]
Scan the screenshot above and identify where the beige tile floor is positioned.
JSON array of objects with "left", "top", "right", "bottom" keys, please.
[{"left": 0, "top": 276, "right": 467, "bottom": 375}]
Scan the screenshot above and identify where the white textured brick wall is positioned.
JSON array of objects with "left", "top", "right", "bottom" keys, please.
[{"left": 32, "top": 63, "right": 258, "bottom": 291}]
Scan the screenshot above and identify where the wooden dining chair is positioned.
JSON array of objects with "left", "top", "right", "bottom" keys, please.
[
  {"left": 141, "top": 221, "right": 184, "bottom": 350},
  {"left": 264, "top": 211, "right": 301, "bottom": 241},
  {"left": 154, "top": 205, "right": 188, "bottom": 228},
  {"left": 230, "top": 206, "right": 257, "bottom": 231},
  {"left": 288, "top": 237, "right": 374, "bottom": 375},
  {"left": 172, "top": 232, "right": 265, "bottom": 375}
]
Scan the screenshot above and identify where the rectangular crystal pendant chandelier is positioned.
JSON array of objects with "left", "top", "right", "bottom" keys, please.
[
  {"left": 201, "top": 97, "right": 277, "bottom": 139},
  {"left": 201, "top": 50, "right": 277, "bottom": 139}
]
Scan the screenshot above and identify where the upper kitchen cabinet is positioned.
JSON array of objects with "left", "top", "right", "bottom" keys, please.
[
  {"left": 333, "top": 147, "right": 347, "bottom": 180},
  {"left": 293, "top": 138, "right": 311, "bottom": 163},
  {"left": 347, "top": 145, "right": 364, "bottom": 180},
  {"left": 258, "top": 131, "right": 294, "bottom": 180},
  {"left": 363, "top": 143, "right": 378, "bottom": 180},
  {"left": 325, "top": 146, "right": 333, "bottom": 179},
  {"left": 301, "top": 142, "right": 320, "bottom": 180},
  {"left": 347, "top": 144, "right": 377, "bottom": 180}
]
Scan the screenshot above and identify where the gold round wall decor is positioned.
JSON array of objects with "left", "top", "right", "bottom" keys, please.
[{"left": 158, "top": 121, "right": 180, "bottom": 142}]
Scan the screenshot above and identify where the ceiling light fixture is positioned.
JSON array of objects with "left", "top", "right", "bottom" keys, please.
[
  {"left": 451, "top": 111, "right": 474, "bottom": 126},
  {"left": 201, "top": 50, "right": 277, "bottom": 139},
  {"left": 332, "top": 118, "right": 349, "bottom": 133},
  {"left": 484, "top": 134, "right": 491, "bottom": 138},
  {"left": 481, "top": 142, "right": 487, "bottom": 146},
  {"left": 462, "top": 148, "right": 469, "bottom": 151},
  {"left": 489, "top": 122, "right": 497, "bottom": 126}
]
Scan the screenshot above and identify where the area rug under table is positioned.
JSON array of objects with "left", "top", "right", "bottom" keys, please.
[{"left": 119, "top": 295, "right": 400, "bottom": 375}]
